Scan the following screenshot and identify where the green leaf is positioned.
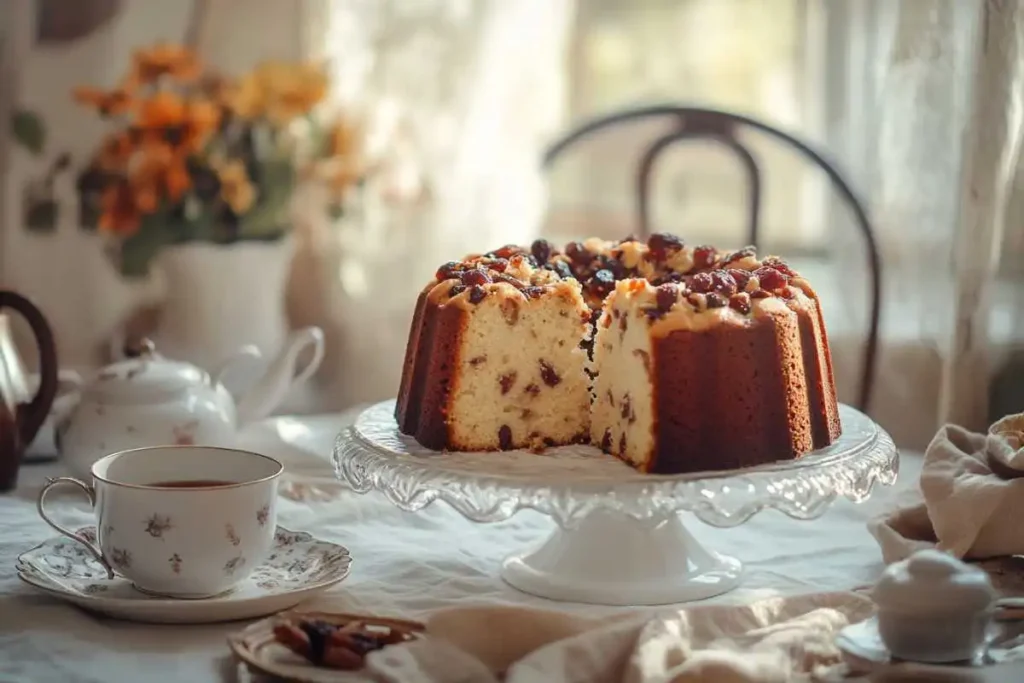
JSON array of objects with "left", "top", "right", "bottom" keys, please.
[{"left": 11, "top": 109, "right": 46, "bottom": 155}]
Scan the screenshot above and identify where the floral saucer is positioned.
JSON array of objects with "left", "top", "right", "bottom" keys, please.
[{"left": 17, "top": 526, "right": 352, "bottom": 624}]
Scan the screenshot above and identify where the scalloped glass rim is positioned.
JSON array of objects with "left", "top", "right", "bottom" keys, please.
[{"left": 333, "top": 400, "right": 899, "bottom": 528}]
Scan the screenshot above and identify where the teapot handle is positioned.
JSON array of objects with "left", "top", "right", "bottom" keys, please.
[{"left": 0, "top": 291, "right": 59, "bottom": 445}]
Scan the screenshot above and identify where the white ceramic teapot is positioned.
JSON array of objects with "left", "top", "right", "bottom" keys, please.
[{"left": 56, "top": 327, "right": 325, "bottom": 479}]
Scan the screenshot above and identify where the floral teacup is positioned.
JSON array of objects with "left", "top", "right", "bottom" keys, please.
[{"left": 37, "top": 445, "right": 281, "bottom": 598}]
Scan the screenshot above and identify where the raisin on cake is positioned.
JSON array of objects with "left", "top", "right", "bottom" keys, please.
[{"left": 395, "top": 234, "right": 841, "bottom": 474}]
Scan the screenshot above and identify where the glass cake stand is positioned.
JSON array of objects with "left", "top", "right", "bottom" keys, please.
[{"left": 333, "top": 400, "right": 898, "bottom": 606}]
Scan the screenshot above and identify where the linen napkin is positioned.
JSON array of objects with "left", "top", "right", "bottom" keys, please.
[
  {"left": 364, "top": 592, "right": 875, "bottom": 683},
  {"left": 869, "top": 412, "right": 1024, "bottom": 563}
]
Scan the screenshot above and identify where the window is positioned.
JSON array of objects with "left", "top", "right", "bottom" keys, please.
[{"left": 544, "top": 0, "right": 830, "bottom": 253}]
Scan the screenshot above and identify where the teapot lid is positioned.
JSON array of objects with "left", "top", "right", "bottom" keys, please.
[
  {"left": 873, "top": 549, "right": 995, "bottom": 615},
  {"left": 85, "top": 340, "right": 209, "bottom": 404}
]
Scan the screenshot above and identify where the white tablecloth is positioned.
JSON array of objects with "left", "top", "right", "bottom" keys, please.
[{"left": 0, "top": 411, "right": 918, "bottom": 683}]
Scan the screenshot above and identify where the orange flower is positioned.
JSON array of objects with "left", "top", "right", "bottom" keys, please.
[
  {"left": 73, "top": 86, "right": 135, "bottom": 117},
  {"left": 98, "top": 180, "right": 141, "bottom": 236},
  {"left": 138, "top": 91, "right": 187, "bottom": 131},
  {"left": 95, "top": 132, "right": 136, "bottom": 171},
  {"left": 130, "top": 143, "right": 192, "bottom": 208},
  {"left": 129, "top": 43, "right": 201, "bottom": 85},
  {"left": 180, "top": 100, "right": 220, "bottom": 152}
]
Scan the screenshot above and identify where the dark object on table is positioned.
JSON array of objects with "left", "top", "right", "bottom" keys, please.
[
  {"left": 0, "top": 291, "right": 59, "bottom": 492},
  {"left": 273, "top": 614, "right": 422, "bottom": 670},
  {"left": 542, "top": 104, "right": 880, "bottom": 414}
]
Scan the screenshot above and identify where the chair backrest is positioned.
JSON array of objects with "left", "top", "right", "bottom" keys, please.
[{"left": 542, "top": 104, "right": 881, "bottom": 413}]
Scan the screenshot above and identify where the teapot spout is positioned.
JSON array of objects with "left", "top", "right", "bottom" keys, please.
[{"left": 234, "top": 327, "right": 325, "bottom": 425}]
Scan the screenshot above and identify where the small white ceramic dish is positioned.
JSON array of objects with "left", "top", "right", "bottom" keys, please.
[
  {"left": 16, "top": 526, "right": 351, "bottom": 624},
  {"left": 837, "top": 617, "right": 994, "bottom": 673}
]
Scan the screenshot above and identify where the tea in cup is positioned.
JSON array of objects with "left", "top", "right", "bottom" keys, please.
[{"left": 37, "top": 445, "right": 282, "bottom": 598}]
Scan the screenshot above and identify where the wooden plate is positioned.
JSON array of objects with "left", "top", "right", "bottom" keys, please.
[{"left": 228, "top": 610, "right": 425, "bottom": 682}]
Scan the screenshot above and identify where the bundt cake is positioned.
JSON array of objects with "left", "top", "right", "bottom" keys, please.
[{"left": 395, "top": 234, "right": 841, "bottom": 474}]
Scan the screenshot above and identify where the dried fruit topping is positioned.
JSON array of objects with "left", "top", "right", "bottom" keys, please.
[
  {"left": 753, "top": 266, "right": 788, "bottom": 291},
  {"left": 705, "top": 292, "right": 728, "bottom": 308},
  {"left": 525, "top": 383, "right": 540, "bottom": 397},
  {"left": 655, "top": 283, "right": 679, "bottom": 311},
  {"left": 587, "top": 269, "right": 616, "bottom": 297},
  {"left": 460, "top": 269, "right": 492, "bottom": 287},
  {"left": 488, "top": 258, "right": 509, "bottom": 273},
  {"left": 468, "top": 285, "right": 487, "bottom": 304},
  {"left": 779, "top": 285, "right": 798, "bottom": 300},
  {"left": 490, "top": 244, "right": 522, "bottom": 260},
  {"left": 548, "top": 259, "right": 574, "bottom": 280},
  {"left": 539, "top": 360, "right": 561, "bottom": 387},
  {"left": 530, "top": 239, "right": 554, "bottom": 264},
  {"left": 498, "top": 425, "right": 513, "bottom": 449},
  {"left": 750, "top": 289, "right": 773, "bottom": 299},
  {"left": 729, "top": 292, "right": 752, "bottom": 314},
  {"left": 596, "top": 254, "right": 627, "bottom": 279},
  {"left": 692, "top": 245, "right": 718, "bottom": 269},
  {"left": 708, "top": 269, "right": 737, "bottom": 295},
  {"left": 523, "top": 286, "right": 546, "bottom": 299},
  {"left": 690, "top": 272, "right": 714, "bottom": 293},
  {"left": 721, "top": 246, "right": 757, "bottom": 266},
  {"left": 564, "top": 241, "right": 592, "bottom": 266},
  {"left": 727, "top": 268, "right": 751, "bottom": 291},
  {"left": 492, "top": 272, "right": 526, "bottom": 290},
  {"left": 449, "top": 283, "right": 467, "bottom": 297},
  {"left": 761, "top": 256, "right": 797, "bottom": 277},
  {"left": 436, "top": 261, "right": 462, "bottom": 281},
  {"left": 499, "top": 372, "right": 517, "bottom": 395},
  {"left": 647, "top": 232, "right": 684, "bottom": 261}
]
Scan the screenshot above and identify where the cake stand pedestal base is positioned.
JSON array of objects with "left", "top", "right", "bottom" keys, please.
[{"left": 500, "top": 510, "right": 743, "bottom": 606}]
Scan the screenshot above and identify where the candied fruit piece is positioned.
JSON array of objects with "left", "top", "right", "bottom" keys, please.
[
  {"left": 690, "top": 272, "right": 714, "bottom": 293},
  {"left": 705, "top": 292, "right": 728, "bottom": 308},
  {"left": 762, "top": 256, "right": 797, "bottom": 277},
  {"left": 753, "top": 266, "right": 788, "bottom": 291},
  {"left": 721, "top": 246, "right": 756, "bottom": 266},
  {"left": 655, "top": 283, "right": 679, "bottom": 311},
  {"left": 498, "top": 425, "right": 513, "bottom": 449},
  {"left": 540, "top": 360, "right": 561, "bottom": 386},
  {"left": 436, "top": 261, "right": 462, "bottom": 281},
  {"left": 449, "top": 283, "right": 466, "bottom": 297},
  {"left": 708, "top": 269, "right": 737, "bottom": 295},
  {"left": 525, "top": 383, "right": 540, "bottom": 397},
  {"left": 729, "top": 292, "right": 752, "bottom": 314},
  {"left": 727, "top": 268, "right": 751, "bottom": 291},
  {"left": 461, "top": 269, "right": 492, "bottom": 286},
  {"left": 523, "top": 286, "right": 545, "bottom": 299},
  {"left": 601, "top": 429, "right": 613, "bottom": 451},
  {"left": 750, "top": 289, "right": 773, "bottom": 299},
  {"left": 530, "top": 239, "right": 553, "bottom": 264},
  {"left": 549, "top": 260, "right": 574, "bottom": 280},
  {"left": 499, "top": 372, "right": 517, "bottom": 394},
  {"left": 597, "top": 254, "right": 627, "bottom": 279},
  {"left": 492, "top": 272, "right": 526, "bottom": 290},
  {"left": 468, "top": 285, "right": 487, "bottom": 304},
  {"left": 647, "top": 232, "right": 684, "bottom": 261},
  {"left": 489, "top": 258, "right": 509, "bottom": 273},
  {"left": 587, "top": 269, "right": 616, "bottom": 297},
  {"left": 490, "top": 244, "right": 521, "bottom": 259},
  {"left": 693, "top": 245, "right": 718, "bottom": 269},
  {"left": 564, "top": 241, "right": 589, "bottom": 265}
]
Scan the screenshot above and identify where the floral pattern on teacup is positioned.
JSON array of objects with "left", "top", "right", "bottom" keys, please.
[
  {"left": 110, "top": 548, "right": 132, "bottom": 570},
  {"left": 256, "top": 504, "right": 270, "bottom": 527},
  {"left": 144, "top": 514, "right": 173, "bottom": 539},
  {"left": 223, "top": 555, "right": 246, "bottom": 576},
  {"left": 169, "top": 553, "right": 183, "bottom": 574},
  {"left": 226, "top": 524, "right": 241, "bottom": 547},
  {"left": 18, "top": 526, "right": 351, "bottom": 600}
]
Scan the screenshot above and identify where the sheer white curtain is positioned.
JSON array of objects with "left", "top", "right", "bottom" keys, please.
[
  {"left": 833, "top": 0, "right": 1024, "bottom": 448},
  {"left": 302, "top": 0, "right": 574, "bottom": 409}
]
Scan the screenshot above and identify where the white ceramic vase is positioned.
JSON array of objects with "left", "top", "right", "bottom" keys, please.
[{"left": 152, "top": 238, "right": 294, "bottom": 373}]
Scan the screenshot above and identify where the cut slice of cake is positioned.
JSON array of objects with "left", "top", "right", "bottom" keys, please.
[{"left": 395, "top": 248, "right": 592, "bottom": 451}]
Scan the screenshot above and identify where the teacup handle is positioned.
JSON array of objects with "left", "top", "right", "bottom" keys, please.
[{"left": 36, "top": 477, "right": 114, "bottom": 580}]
